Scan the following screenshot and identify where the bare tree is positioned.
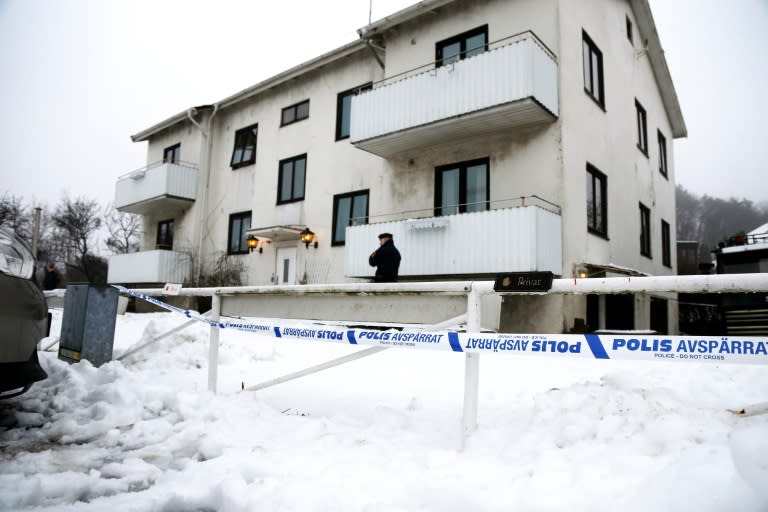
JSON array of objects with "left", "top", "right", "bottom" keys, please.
[
  {"left": 676, "top": 185, "right": 768, "bottom": 262},
  {"left": 675, "top": 185, "right": 701, "bottom": 242},
  {"left": 51, "top": 196, "right": 105, "bottom": 283},
  {"left": 104, "top": 204, "right": 141, "bottom": 254},
  {"left": 0, "top": 193, "right": 32, "bottom": 240}
]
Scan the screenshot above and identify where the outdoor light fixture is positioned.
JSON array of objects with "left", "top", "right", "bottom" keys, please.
[
  {"left": 299, "top": 227, "right": 318, "bottom": 249},
  {"left": 574, "top": 265, "right": 589, "bottom": 279},
  {"left": 246, "top": 235, "right": 260, "bottom": 253}
]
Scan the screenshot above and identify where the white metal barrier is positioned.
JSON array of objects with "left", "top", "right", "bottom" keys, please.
[{"left": 115, "top": 273, "right": 768, "bottom": 446}]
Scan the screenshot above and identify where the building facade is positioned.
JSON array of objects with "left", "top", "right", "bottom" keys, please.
[{"left": 110, "top": 0, "right": 686, "bottom": 334}]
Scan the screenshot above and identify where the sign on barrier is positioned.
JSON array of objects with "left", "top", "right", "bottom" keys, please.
[{"left": 113, "top": 285, "right": 768, "bottom": 366}]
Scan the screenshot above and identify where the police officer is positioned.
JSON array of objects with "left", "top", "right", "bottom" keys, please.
[{"left": 369, "top": 232, "right": 401, "bottom": 282}]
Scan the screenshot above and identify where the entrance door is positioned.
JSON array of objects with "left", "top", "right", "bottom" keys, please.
[
  {"left": 605, "top": 294, "right": 635, "bottom": 331},
  {"left": 275, "top": 247, "right": 297, "bottom": 285}
]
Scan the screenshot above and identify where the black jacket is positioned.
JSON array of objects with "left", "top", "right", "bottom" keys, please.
[
  {"left": 369, "top": 239, "right": 401, "bottom": 282},
  {"left": 42, "top": 269, "right": 60, "bottom": 291}
]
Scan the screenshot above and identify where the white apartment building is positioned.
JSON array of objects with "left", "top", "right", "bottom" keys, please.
[{"left": 109, "top": 0, "right": 686, "bottom": 334}]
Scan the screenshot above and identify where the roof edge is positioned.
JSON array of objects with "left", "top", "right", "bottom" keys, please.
[
  {"left": 357, "top": 0, "right": 457, "bottom": 39},
  {"left": 130, "top": 39, "right": 368, "bottom": 142},
  {"left": 630, "top": 0, "right": 687, "bottom": 139}
]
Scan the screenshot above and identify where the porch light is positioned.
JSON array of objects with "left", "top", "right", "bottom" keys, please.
[
  {"left": 247, "top": 235, "right": 259, "bottom": 253},
  {"left": 300, "top": 227, "right": 318, "bottom": 249}
]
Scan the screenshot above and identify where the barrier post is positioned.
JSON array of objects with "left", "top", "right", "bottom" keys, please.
[
  {"left": 461, "top": 287, "right": 481, "bottom": 446},
  {"left": 208, "top": 293, "right": 221, "bottom": 393}
]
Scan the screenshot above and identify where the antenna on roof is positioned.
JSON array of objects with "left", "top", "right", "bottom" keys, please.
[{"left": 369, "top": 0, "right": 373, "bottom": 24}]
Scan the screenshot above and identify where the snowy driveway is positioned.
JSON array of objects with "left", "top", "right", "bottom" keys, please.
[{"left": 1, "top": 312, "right": 767, "bottom": 511}]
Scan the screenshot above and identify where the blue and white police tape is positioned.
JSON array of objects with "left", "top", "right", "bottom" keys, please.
[
  {"left": 113, "top": 285, "right": 768, "bottom": 366},
  {"left": 111, "top": 285, "right": 272, "bottom": 334}
]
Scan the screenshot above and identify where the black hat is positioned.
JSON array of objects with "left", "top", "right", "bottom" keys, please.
[{"left": 378, "top": 232, "right": 393, "bottom": 239}]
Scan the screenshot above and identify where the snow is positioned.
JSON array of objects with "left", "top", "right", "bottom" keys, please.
[
  {"left": 1, "top": 309, "right": 767, "bottom": 511},
  {"left": 748, "top": 222, "right": 768, "bottom": 237}
]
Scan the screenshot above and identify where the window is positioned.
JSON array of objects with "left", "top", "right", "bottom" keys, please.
[
  {"left": 156, "top": 219, "right": 174, "bottom": 250},
  {"left": 227, "top": 212, "right": 251, "bottom": 255},
  {"left": 230, "top": 123, "right": 258, "bottom": 168},
  {"left": 435, "top": 25, "right": 488, "bottom": 67},
  {"left": 163, "top": 143, "right": 180, "bottom": 164},
  {"left": 658, "top": 130, "right": 668, "bottom": 178},
  {"left": 636, "top": 100, "right": 648, "bottom": 155},
  {"left": 661, "top": 219, "right": 671, "bottom": 267},
  {"left": 582, "top": 31, "right": 604, "bottom": 108},
  {"left": 336, "top": 83, "right": 372, "bottom": 140},
  {"left": 626, "top": 15, "right": 633, "bottom": 44},
  {"left": 586, "top": 164, "right": 608, "bottom": 237},
  {"left": 332, "top": 190, "right": 369, "bottom": 246},
  {"left": 640, "top": 203, "right": 651, "bottom": 257},
  {"left": 281, "top": 99, "right": 310, "bottom": 127},
  {"left": 277, "top": 154, "right": 306, "bottom": 204},
  {"left": 435, "top": 158, "right": 489, "bottom": 216}
]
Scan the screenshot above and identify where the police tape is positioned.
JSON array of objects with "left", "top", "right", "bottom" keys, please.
[{"left": 113, "top": 285, "right": 768, "bottom": 366}]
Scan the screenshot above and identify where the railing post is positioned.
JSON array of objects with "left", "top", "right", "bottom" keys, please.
[
  {"left": 461, "top": 287, "right": 481, "bottom": 447},
  {"left": 208, "top": 293, "right": 221, "bottom": 393}
]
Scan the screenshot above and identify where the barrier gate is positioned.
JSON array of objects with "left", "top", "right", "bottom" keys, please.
[{"left": 116, "top": 273, "right": 768, "bottom": 447}]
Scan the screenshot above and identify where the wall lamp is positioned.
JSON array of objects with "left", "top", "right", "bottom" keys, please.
[
  {"left": 247, "top": 235, "right": 272, "bottom": 254},
  {"left": 574, "top": 264, "right": 590, "bottom": 279},
  {"left": 300, "top": 227, "right": 318, "bottom": 249},
  {"left": 247, "top": 235, "right": 260, "bottom": 253}
]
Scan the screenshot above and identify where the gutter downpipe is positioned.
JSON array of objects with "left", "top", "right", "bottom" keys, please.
[
  {"left": 187, "top": 105, "right": 220, "bottom": 284},
  {"left": 363, "top": 38, "right": 385, "bottom": 70}
]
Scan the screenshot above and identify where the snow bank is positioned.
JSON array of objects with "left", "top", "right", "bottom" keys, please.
[{"left": 0, "top": 311, "right": 766, "bottom": 511}]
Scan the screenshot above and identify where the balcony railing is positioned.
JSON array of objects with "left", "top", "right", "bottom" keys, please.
[
  {"left": 107, "top": 250, "right": 192, "bottom": 284},
  {"left": 350, "top": 31, "right": 558, "bottom": 157},
  {"left": 114, "top": 161, "right": 198, "bottom": 215},
  {"left": 344, "top": 198, "right": 562, "bottom": 278}
]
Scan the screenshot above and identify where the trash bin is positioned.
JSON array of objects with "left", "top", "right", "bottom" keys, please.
[{"left": 58, "top": 284, "right": 118, "bottom": 367}]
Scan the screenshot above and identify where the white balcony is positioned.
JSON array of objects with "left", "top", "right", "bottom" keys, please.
[
  {"left": 114, "top": 162, "right": 198, "bottom": 215},
  {"left": 344, "top": 203, "right": 562, "bottom": 278},
  {"left": 350, "top": 32, "right": 558, "bottom": 157},
  {"left": 107, "top": 250, "right": 192, "bottom": 284}
]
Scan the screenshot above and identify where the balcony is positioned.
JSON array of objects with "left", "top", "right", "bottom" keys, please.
[
  {"left": 107, "top": 250, "right": 192, "bottom": 284},
  {"left": 350, "top": 32, "right": 558, "bottom": 157},
  {"left": 114, "top": 162, "right": 198, "bottom": 215},
  {"left": 344, "top": 199, "right": 562, "bottom": 278}
]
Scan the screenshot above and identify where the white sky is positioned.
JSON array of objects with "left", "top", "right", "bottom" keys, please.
[{"left": 0, "top": 0, "right": 766, "bottom": 208}]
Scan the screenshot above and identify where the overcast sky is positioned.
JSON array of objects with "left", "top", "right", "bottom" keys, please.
[{"left": 1, "top": 0, "right": 766, "bottom": 209}]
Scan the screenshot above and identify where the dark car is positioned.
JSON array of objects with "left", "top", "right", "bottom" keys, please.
[{"left": 0, "top": 226, "right": 48, "bottom": 398}]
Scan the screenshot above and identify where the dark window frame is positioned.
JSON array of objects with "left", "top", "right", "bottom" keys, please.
[
  {"left": 230, "top": 123, "right": 259, "bottom": 169},
  {"left": 658, "top": 130, "right": 668, "bottom": 178},
  {"left": 636, "top": 99, "right": 648, "bottom": 156},
  {"left": 586, "top": 164, "right": 608, "bottom": 238},
  {"left": 156, "top": 219, "right": 174, "bottom": 250},
  {"left": 227, "top": 211, "right": 252, "bottom": 255},
  {"left": 661, "top": 219, "right": 671, "bottom": 267},
  {"left": 434, "top": 157, "right": 490, "bottom": 217},
  {"left": 277, "top": 154, "right": 307, "bottom": 205},
  {"left": 163, "top": 143, "right": 180, "bottom": 164},
  {"left": 640, "top": 203, "right": 652, "bottom": 258},
  {"left": 331, "top": 189, "right": 370, "bottom": 246},
  {"left": 335, "top": 83, "right": 372, "bottom": 141},
  {"left": 280, "top": 99, "right": 310, "bottom": 127},
  {"left": 582, "top": 30, "right": 605, "bottom": 109},
  {"left": 435, "top": 25, "right": 489, "bottom": 68}
]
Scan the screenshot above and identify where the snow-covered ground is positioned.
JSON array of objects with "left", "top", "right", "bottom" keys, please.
[{"left": 1, "top": 309, "right": 767, "bottom": 511}]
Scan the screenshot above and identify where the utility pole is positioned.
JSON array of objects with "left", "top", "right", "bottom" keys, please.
[
  {"left": 32, "top": 207, "right": 42, "bottom": 258},
  {"left": 369, "top": 0, "right": 373, "bottom": 24}
]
